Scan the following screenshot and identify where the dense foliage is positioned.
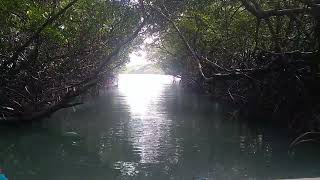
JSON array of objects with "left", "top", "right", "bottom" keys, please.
[
  {"left": 143, "top": 0, "right": 320, "bottom": 133},
  {"left": 0, "top": 0, "right": 145, "bottom": 121},
  {"left": 1, "top": 0, "right": 320, "bottom": 136}
]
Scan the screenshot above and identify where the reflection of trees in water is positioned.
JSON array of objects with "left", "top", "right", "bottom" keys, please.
[
  {"left": 0, "top": 91, "right": 139, "bottom": 180},
  {"left": 159, "top": 85, "right": 320, "bottom": 179},
  {"left": 58, "top": 91, "right": 144, "bottom": 171},
  {"left": 0, "top": 127, "right": 117, "bottom": 180},
  {"left": 1, "top": 84, "right": 320, "bottom": 179}
]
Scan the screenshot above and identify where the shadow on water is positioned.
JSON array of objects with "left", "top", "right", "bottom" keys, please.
[{"left": 0, "top": 74, "right": 320, "bottom": 180}]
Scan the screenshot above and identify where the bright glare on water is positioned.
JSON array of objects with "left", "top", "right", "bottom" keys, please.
[
  {"left": 118, "top": 74, "right": 172, "bottom": 116},
  {"left": 0, "top": 74, "right": 320, "bottom": 180},
  {"left": 118, "top": 74, "right": 174, "bottom": 164}
]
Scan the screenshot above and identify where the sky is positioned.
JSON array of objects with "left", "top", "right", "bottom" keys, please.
[
  {"left": 127, "top": 50, "right": 149, "bottom": 66},
  {"left": 127, "top": 36, "right": 155, "bottom": 66}
]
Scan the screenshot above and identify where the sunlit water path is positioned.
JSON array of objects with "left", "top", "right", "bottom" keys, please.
[{"left": 0, "top": 74, "right": 320, "bottom": 180}]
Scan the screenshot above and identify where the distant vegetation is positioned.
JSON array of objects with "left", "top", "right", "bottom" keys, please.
[{"left": 122, "top": 63, "right": 164, "bottom": 74}]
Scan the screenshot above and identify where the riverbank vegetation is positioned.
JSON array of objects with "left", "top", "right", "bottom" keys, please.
[
  {"left": 0, "top": 0, "right": 146, "bottom": 122},
  {"left": 1, "top": 0, "right": 320, "bottom": 137},
  {"left": 145, "top": 0, "right": 320, "bottom": 135}
]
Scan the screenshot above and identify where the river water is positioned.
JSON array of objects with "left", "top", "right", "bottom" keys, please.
[{"left": 1, "top": 74, "right": 320, "bottom": 180}]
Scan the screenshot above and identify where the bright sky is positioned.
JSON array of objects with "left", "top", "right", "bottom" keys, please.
[
  {"left": 128, "top": 50, "right": 149, "bottom": 66},
  {"left": 127, "top": 36, "right": 155, "bottom": 66}
]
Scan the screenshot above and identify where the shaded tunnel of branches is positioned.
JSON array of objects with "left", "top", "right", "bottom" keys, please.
[{"left": 0, "top": 0, "right": 320, "bottom": 136}]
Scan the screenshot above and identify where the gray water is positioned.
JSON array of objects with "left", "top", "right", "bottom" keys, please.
[{"left": 1, "top": 74, "right": 320, "bottom": 180}]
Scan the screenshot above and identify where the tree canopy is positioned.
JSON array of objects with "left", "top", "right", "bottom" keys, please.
[
  {"left": 1, "top": 0, "right": 320, "bottom": 131},
  {"left": 0, "top": 0, "right": 145, "bottom": 121}
]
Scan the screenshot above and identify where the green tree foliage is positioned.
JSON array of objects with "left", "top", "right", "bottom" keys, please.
[
  {"left": 146, "top": 0, "right": 318, "bottom": 76},
  {"left": 1, "top": 0, "right": 320, "bottom": 131},
  {"left": 0, "top": 0, "right": 145, "bottom": 121},
  {"left": 143, "top": 0, "right": 320, "bottom": 131}
]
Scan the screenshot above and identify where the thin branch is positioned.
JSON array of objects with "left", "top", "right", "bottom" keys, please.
[
  {"left": 151, "top": 5, "right": 211, "bottom": 81},
  {"left": 254, "top": 18, "right": 261, "bottom": 51},
  {"left": 289, "top": 131, "right": 320, "bottom": 148}
]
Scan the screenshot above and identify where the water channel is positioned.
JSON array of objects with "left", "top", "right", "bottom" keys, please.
[{"left": 0, "top": 74, "right": 320, "bottom": 180}]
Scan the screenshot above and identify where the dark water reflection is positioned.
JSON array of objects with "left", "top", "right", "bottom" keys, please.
[{"left": 1, "top": 74, "right": 320, "bottom": 180}]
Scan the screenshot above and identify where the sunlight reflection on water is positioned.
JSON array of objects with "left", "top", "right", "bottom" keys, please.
[
  {"left": 118, "top": 74, "right": 172, "bottom": 116},
  {"left": 118, "top": 74, "right": 175, "bottom": 163}
]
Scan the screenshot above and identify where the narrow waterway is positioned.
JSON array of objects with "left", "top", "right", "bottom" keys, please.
[{"left": 0, "top": 74, "right": 320, "bottom": 180}]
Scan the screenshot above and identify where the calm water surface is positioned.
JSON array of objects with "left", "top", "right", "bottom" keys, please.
[{"left": 1, "top": 74, "right": 320, "bottom": 180}]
